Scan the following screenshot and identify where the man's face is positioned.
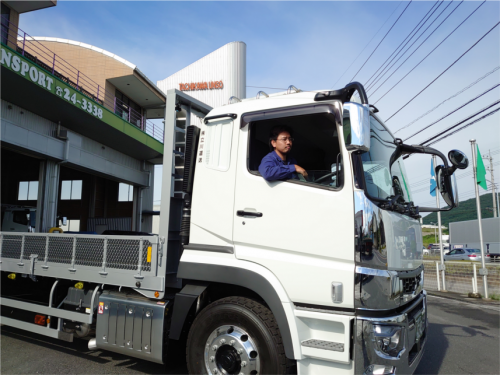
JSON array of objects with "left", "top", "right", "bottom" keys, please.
[{"left": 271, "top": 131, "right": 293, "bottom": 155}]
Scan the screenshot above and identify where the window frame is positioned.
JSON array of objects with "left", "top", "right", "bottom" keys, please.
[
  {"left": 18, "top": 181, "right": 39, "bottom": 201},
  {"left": 60, "top": 180, "right": 83, "bottom": 200},
  {"left": 118, "top": 183, "right": 134, "bottom": 202},
  {"left": 241, "top": 102, "right": 345, "bottom": 192}
]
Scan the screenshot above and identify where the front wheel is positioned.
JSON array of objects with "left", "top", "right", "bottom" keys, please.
[{"left": 186, "top": 296, "right": 287, "bottom": 375}]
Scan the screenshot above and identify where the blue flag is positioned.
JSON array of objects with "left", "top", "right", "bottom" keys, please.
[{"left": 430, "top": 159, "right": 437, "bottom": 197}]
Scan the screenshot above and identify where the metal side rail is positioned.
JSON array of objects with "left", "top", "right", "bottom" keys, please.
[
  {"left": 0, "top": 233, "right": 166, "bottom": 299},
  {"left": 0, "top": 281, "right": 100, "bottom": 342}
]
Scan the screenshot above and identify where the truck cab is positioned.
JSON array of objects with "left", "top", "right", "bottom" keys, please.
[
  {"left": 1, "top": 205, "right": 36, "bottom": 232},
  {"left": 177, "top": 82, "right": 466, "bottom": 374}
]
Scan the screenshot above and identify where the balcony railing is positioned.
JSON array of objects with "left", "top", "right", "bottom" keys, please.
[{"left": 1, "top": 16, "right": 164, "bottom": 143}]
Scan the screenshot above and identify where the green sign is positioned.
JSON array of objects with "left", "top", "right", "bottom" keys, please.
[{"left": 0, "top": 44, "right": 163, "bottom": 154}]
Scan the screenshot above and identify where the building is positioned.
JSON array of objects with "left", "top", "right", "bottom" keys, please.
[
  {"left": 157, "top": 41, "right": 246, "bottom": 114},
  {"left": 1, "top": 2, "right": 242, "bottom": 234},
  {"left": 1, "top": 1, "right": 165, "bottom": 233}
]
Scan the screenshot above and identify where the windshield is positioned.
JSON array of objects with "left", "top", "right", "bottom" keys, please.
[{"left": 360, "top": 116, "right": 412, "bottom": 203}]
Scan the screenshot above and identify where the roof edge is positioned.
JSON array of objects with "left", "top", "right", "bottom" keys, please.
[{"left": 23, "top": 36, "right": 137, "bottom": 70}]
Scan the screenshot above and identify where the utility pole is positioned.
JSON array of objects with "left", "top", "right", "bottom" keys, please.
[{"left": 484, "top": 150, "right": 497, "bottom": 218}]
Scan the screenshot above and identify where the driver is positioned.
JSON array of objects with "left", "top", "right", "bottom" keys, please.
[{"left": 258, "top": 125, "right": 308, "bottom": 181}]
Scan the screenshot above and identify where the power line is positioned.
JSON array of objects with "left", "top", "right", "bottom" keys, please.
[
  {"left": 393, "top": 66, "right": 500, "bottom": 134},
  {"left": 384, "top": 18, "right": 499, "bottom": 122},
  {"left": 350, "top": 1, "right": 412, "bottom": 82},
  {"left": 364, "top": 0, "right": 442, "bottom": 89},
  {"left": 331, "top": 2, "right": 404, "bottom": 89},
  {"left": 419, "top": 101, "right": 500, "bottom": 145},
  {"left": 425, "top": 107, "right": 500, "bottom": 146},
  {"left": 403, "top": 84, "right": 500, "bottom": 141},
  {"left": 368, "top": 0, "right": 463, "bottom": 95}
]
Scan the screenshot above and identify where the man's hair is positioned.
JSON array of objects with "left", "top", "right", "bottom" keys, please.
[{"left": 269, "top": 125, "right": 293, "bottom": 151}]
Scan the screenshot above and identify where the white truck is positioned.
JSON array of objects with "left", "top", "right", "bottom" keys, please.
[
  {"left": 0, "top": 83, "right": 469, "bottom": 375},
  {"left": 1, "top": 205, "right": 36, "bottom": 232}
]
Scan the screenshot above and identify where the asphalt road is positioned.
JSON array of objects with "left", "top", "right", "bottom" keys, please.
[{"left": 1, "top": 295, "right": 499, "bottom": 374}]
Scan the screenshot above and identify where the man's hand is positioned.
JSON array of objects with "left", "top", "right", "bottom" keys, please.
[{"left": 294, "top": 165, "right": 308, "bottom": 177}]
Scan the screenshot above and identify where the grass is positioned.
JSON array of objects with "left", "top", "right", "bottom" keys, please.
[{"left": 490, "top": 294, "right": 500, "bottom": 301}]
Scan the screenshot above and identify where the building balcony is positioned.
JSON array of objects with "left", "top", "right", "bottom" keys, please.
[{"left": 0, "top": 17, "right": 165, "bottom": 162}]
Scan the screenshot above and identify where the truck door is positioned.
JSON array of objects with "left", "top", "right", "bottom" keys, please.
[
  {"left": 190, "top": 117, "right": 239, "bottom": 246},
  {"left": 232, "top": 105, "right": 356, "bottom": 308}
]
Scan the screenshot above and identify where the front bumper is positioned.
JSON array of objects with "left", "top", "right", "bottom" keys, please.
[{"left": 354, "top": 292, "right": 427, "bottom": 375}]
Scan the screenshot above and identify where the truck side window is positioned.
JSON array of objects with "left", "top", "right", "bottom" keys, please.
[
  {"left": 248, "top": 112, "right": 343, "bottom": 189},
  {"left": 13, "top": 211, "right": 29, "bottom": 226}
]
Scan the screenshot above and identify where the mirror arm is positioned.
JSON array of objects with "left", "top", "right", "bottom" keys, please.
[
  {"left": 391, "top": 143, "right": 450, "bottom": 169},
  {"left": 419, "top": 205, "right": 453, "bottom": 212}
]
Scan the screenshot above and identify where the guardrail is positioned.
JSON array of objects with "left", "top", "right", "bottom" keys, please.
[
  {"left": 1, "top": 16, "right": 164, "bottom": 143},
  {"left": 423, "top": 260, "right": 500, "bottom": 297}
]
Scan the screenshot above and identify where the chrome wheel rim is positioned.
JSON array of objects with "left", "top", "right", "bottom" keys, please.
[{"left": 204, "top": 325, "right": 261, "bottom": 375}]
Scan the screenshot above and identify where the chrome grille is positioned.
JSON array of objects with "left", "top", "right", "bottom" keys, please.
[{"left": 402, "top": 274, "right": 421, "bottom": 294}]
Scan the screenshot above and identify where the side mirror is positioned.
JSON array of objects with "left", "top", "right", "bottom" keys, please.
[
  {"left": 61, "top": 217, "right": 68, "bottom": 226},
  {"left": 436, "top": 150, "right": 468, "bottom": 208},
  {"left": 448, "top": 150, "right": 469, "bottom": 170},
  {"left": 343, "top": 102, "right": 370, "bottom": 152},
  {"left": 436, "top": 167, "right": 458, "bottom": 208}
]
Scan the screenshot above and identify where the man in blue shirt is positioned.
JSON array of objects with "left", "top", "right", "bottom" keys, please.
[{"left": 258, "top": 125, "right": 308, "bottom": 181}]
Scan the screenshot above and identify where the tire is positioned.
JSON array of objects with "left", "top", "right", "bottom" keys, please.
[{"left": 186, "top": 296, "right": 287, "bottom": 375}]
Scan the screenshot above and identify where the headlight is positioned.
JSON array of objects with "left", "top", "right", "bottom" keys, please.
[{"left": 372, "top": 325, "right": 404, "bottom": 358}]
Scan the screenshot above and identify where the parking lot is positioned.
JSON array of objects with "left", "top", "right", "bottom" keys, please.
[{"left": 1, "top": 295, "right": 498, "bottom": 374}]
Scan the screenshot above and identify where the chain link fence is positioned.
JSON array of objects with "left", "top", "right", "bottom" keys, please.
[{"left": 424, "top": 260, "right": 500, "bottom": 296}]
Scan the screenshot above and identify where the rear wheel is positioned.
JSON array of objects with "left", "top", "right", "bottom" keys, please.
[{"left": 186, "top": 296, "right": 287, "bottom": 375}]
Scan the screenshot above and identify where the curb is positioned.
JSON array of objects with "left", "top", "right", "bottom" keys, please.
[{"left": 426, "top": 290, "right": 500, "bottom": 306}]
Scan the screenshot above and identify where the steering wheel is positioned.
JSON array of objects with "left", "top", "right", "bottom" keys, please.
[{"left": 314, "top": 171, "right": 337, "bottom": 183}]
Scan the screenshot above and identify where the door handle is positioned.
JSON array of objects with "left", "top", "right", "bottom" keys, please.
[{"left": 237, "top": 210, "right": 263, "bottom": 218}]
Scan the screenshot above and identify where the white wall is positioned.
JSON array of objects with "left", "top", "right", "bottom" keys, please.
[
  {"left": 152, "top": 204, "right": 161, "bottom": 234},
  {"left": 157, "top": 41, "right": 246, "bottom": 111}
]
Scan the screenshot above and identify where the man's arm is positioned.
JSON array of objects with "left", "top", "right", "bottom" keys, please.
[{"left": 258, "top": 158, "right": 296, "bottom": 181}]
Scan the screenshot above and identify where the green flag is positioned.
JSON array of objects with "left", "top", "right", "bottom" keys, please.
[{"left": 476, "top": 145, "right": 487, "bottom": 190}]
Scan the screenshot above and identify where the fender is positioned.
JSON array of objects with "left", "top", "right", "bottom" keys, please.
[{"left": 178, "top": 257, "right": 296, "bottom": 359}]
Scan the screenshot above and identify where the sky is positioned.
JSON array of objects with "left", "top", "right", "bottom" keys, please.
[{"left": 21, "top": 1, "right": 500, "bottom": 211}]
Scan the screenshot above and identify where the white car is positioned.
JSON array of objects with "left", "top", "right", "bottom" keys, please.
[{"left": 444, "top": 248, "right": 491, "bottom": 263}]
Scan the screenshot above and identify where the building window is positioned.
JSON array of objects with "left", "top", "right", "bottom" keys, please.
[
  {"left": 60, "top": 219, "right": 80, "bottom": 232},
  {"left": 1, "top": 3, "right": 10, "bottom": 45},
  {"left": 118, "top": 183, "right": 134, "bottom": 202},
  {"left": 115, "top": 90, "right": 142, "bottom": 127},
  {"left": 18, "top": 181, "right": 39, "bottom": 201},
  {"left": 61, "top": 180, "right": 82, "bottom": 200}
]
